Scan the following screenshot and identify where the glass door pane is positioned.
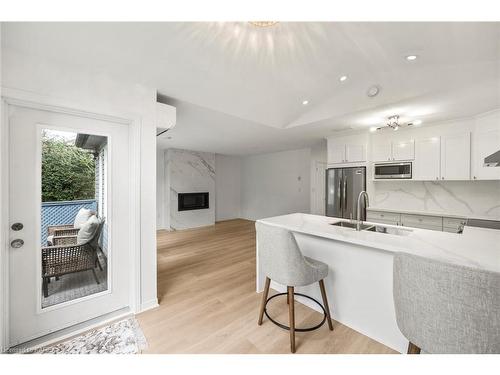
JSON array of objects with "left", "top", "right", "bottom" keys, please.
[{"left": 40, "top": 129, "right": 109, "bottom": 308}]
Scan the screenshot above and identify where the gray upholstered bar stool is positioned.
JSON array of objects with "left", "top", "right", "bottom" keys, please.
[
  {"left": 393, "top": 252, "right": 500, "bottom": 354},
  {"left": 256, "top": 222, "right": 334, "bottom": 353}
]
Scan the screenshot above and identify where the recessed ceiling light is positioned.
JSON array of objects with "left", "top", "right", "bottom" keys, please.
[
  {"left": 366, "top": 85, "right": 380, "bottom": 98},
  {"left": 406, "top": 55, "right": 418, "bottom": 61},
  {"left": 302, "top": 100, "right": 309, "bottom": 105},
  {"left": 339, "top": 75, "right": 348, "bottom": 82},
  {"left": 413, "top": 119, "right": 423, "bottom": 125},
  {"left": 369, "top": 127, "right": 378, "bottom": 132}
]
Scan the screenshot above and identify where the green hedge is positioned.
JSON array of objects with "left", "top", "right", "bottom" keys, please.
[{"left": 42, "top": 136, "right": 96, "bottom": 202}]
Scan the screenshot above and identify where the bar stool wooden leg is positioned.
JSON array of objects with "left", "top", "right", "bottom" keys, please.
[
  {"left": 407, "top": 342, "right": 421, "bottom": 354},
  {"left": 288, "top": 286, "right": 296, "bottom": 353},
  {"left": 319, "top": 279, "right": 334, "bottom": 331},
  {"left": 258, "top": 277, "right": 271, "bottom": 325}
]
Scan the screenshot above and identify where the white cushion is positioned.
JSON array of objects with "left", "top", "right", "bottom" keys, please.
[
  {"left": 73, "top": 208, "right": 94, "bottom": 229},
  {"left": 77, "top": 215, "right": 100, "bottom": 244}
]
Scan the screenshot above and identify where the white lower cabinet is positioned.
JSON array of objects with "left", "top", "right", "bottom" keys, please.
[
  {"left": 366, "top": 211, "right": 400, "bottom": 226},
  {"left": 400, "top": 214, "right": 442, "bottom": 231},
  {"left": 443, "top": 217, "right": 467, "bottom": 233},
  {"left": 367, "top": 210, "right": 468, "bottom": 233}
]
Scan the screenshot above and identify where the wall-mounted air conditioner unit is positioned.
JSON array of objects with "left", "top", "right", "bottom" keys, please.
[{"left": 156, "top": 101, "right": 176, "bottom": 137}]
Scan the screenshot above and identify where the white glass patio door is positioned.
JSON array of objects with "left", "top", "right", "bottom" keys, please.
[{"left": 8, "top": 104, "right": 131, "bottom": 346}]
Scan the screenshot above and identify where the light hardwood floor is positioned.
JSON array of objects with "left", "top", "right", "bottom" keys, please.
[{"left": 137, "top": 219, "right": 396, "bottom": 354}]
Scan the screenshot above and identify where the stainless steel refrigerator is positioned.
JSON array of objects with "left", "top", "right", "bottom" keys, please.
[{"left": 326, "top": 167, "right": 367, "bottom": 220}]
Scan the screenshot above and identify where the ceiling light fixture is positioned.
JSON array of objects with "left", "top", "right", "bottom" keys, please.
[
  {"left": 302, "top": 100, "right": 309, "bottom": 105},
  {"left": 387, "top": 115, "right": 400, "bottom": 131},
  {"left": 339, "top": 75, "right": 348, "bottom": 82},
  {"left": 406, "top": 55, "right": 418, "bottom": 61},
  {"left": 249, "top": 21, "right": 279, "bottom": 28},
  {"left": 372, "top": 115, "right": 422, "bottom": 132}
]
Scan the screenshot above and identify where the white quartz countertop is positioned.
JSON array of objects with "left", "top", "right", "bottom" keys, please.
[
  {"left": 256, "top": 213, "right": 500, "bottom": 273},
  {"left": 367, "top": 207, "right": 500, "bottom": 221}
]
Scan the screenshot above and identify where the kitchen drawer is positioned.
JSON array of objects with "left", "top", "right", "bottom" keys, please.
[
  {"left": 401, "top": 214, "right": 443, "bottom": 230},
  {"left": 367, "top": 211, "right": 400, "bottom": 225},
  {"left": 443, "top": 217, "right": 466, "bottom": 231}
]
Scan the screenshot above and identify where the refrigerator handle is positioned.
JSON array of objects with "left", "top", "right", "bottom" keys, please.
[
  {"left": 338, "top": 176, "right": 342, "bottom": 212},
  {"left": 343, "top": 177, "right": 347, "bottom": 211}
]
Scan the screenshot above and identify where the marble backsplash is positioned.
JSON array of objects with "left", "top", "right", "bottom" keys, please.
[
  {"left": 166, "top": 148, "right": 216, "bottom": 230},
  {"left": 371, "top": 180, "right": 500, "bottom": 219}
]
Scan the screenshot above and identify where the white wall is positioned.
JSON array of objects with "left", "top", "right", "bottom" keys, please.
[
  {"left": 241, "top": 148, "right": 311, "bottom": 220},
  {"left": 156, "top": 148, "right": 168, "bottom": 229},
  {"left": 215, "top": 154, "right": 242, "bottom": 221},
  {"left": 310, "top": 140, "right": 327, "bottom": 215},
  {"left": 1, "top": 47, "right": 158, "bottom": 312}
]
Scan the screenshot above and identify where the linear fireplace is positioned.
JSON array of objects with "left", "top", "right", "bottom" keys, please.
[{"left": 178, "top": 192, "right": 209, "bottom": 211}]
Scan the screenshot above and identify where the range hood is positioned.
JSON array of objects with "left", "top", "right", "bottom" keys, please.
[{"left": 484, "top": 150, "right": 500, "bottom": 167}]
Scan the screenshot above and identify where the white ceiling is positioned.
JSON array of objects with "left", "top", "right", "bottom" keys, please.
[{"left": 2, "top": 22, "right": 500, "bottom": 154}]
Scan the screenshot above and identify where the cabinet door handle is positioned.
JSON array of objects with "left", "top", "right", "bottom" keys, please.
[
  {"left": 473, "top": 176, "right": 477, "bottom": 180},
  {"left": 442, "top": 177, "right": 444, "bottom": 180}
]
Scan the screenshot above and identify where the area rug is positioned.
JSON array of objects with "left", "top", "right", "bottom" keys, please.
[{"left": 30, "top": 318, "right": 148, "bottom": 354}]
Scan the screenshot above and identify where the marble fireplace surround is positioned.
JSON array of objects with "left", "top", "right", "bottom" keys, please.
[
  {"left": 371, "top": 180, "right": 500, "bottom": 220},
  {"left": 166, "top": 148, "right": 216, "bottom": 230}
]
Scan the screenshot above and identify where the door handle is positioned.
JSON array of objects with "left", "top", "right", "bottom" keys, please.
[{"left": 11, "top": 239, "right": 24, "bottom": 248}]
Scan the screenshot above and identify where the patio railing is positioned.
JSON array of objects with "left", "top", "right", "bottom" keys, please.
[{"left": 41, "top": 199, "right": 97, "bottom": 245}]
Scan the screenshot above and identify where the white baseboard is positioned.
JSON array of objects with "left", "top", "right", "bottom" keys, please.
[{"left": 139, "top": 298, "right": 159, "bottom": 313}]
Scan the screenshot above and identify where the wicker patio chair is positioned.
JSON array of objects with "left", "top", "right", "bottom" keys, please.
[{"left": 41, "top": 217, "right": 105, "bottom": 298}]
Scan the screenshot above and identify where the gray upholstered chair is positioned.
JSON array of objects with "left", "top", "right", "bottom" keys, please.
[
  {"left": 256, "top": 222, "right": 333, "bottom": 353},
  {"left": 393, "top": 252, "right": 500, "bottom": 354}
]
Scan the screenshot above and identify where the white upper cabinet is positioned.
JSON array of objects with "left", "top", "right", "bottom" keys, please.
[
  {"left": 372, "top": 138, "right": 414, "bottom": 162},
  {"left": 327, "top": 135, "right": 367, "bottom": 164},
  {"left": 372, "top": 141, "right": 392, "bottom": 162},
  {"left": 345, "top": 142, "right": 367, "bottom": 162},
  {"left": 473, "top": 129, "right": 500, "bottom": 180},
  {"left": 440, "top": 132, "right": 470, "bottom": 180},
  {"left": 327, "top": 138, "right": 345, "bottom": 164},
  {"left": 472, "top": 112, "right": 500, "bottom": 180},
  {"left": 392, "top": 139, "right": 415, "bottom": 161},
  {"left": 414, "top": 137, "right": 440, "bottom": 181}
]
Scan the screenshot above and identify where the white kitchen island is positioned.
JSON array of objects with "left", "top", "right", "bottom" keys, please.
[{"left": 255, "top": 213, "right": 500, "bottom": 353}]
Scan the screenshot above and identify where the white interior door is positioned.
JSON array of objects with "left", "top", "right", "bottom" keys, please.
[{"left": 8, "top": 105, "right": 132, "bottom": 346}]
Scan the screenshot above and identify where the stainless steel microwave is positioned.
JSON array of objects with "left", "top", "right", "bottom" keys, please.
[{"left": 374, "top": 162, "right": 412, "bottom": 179}]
